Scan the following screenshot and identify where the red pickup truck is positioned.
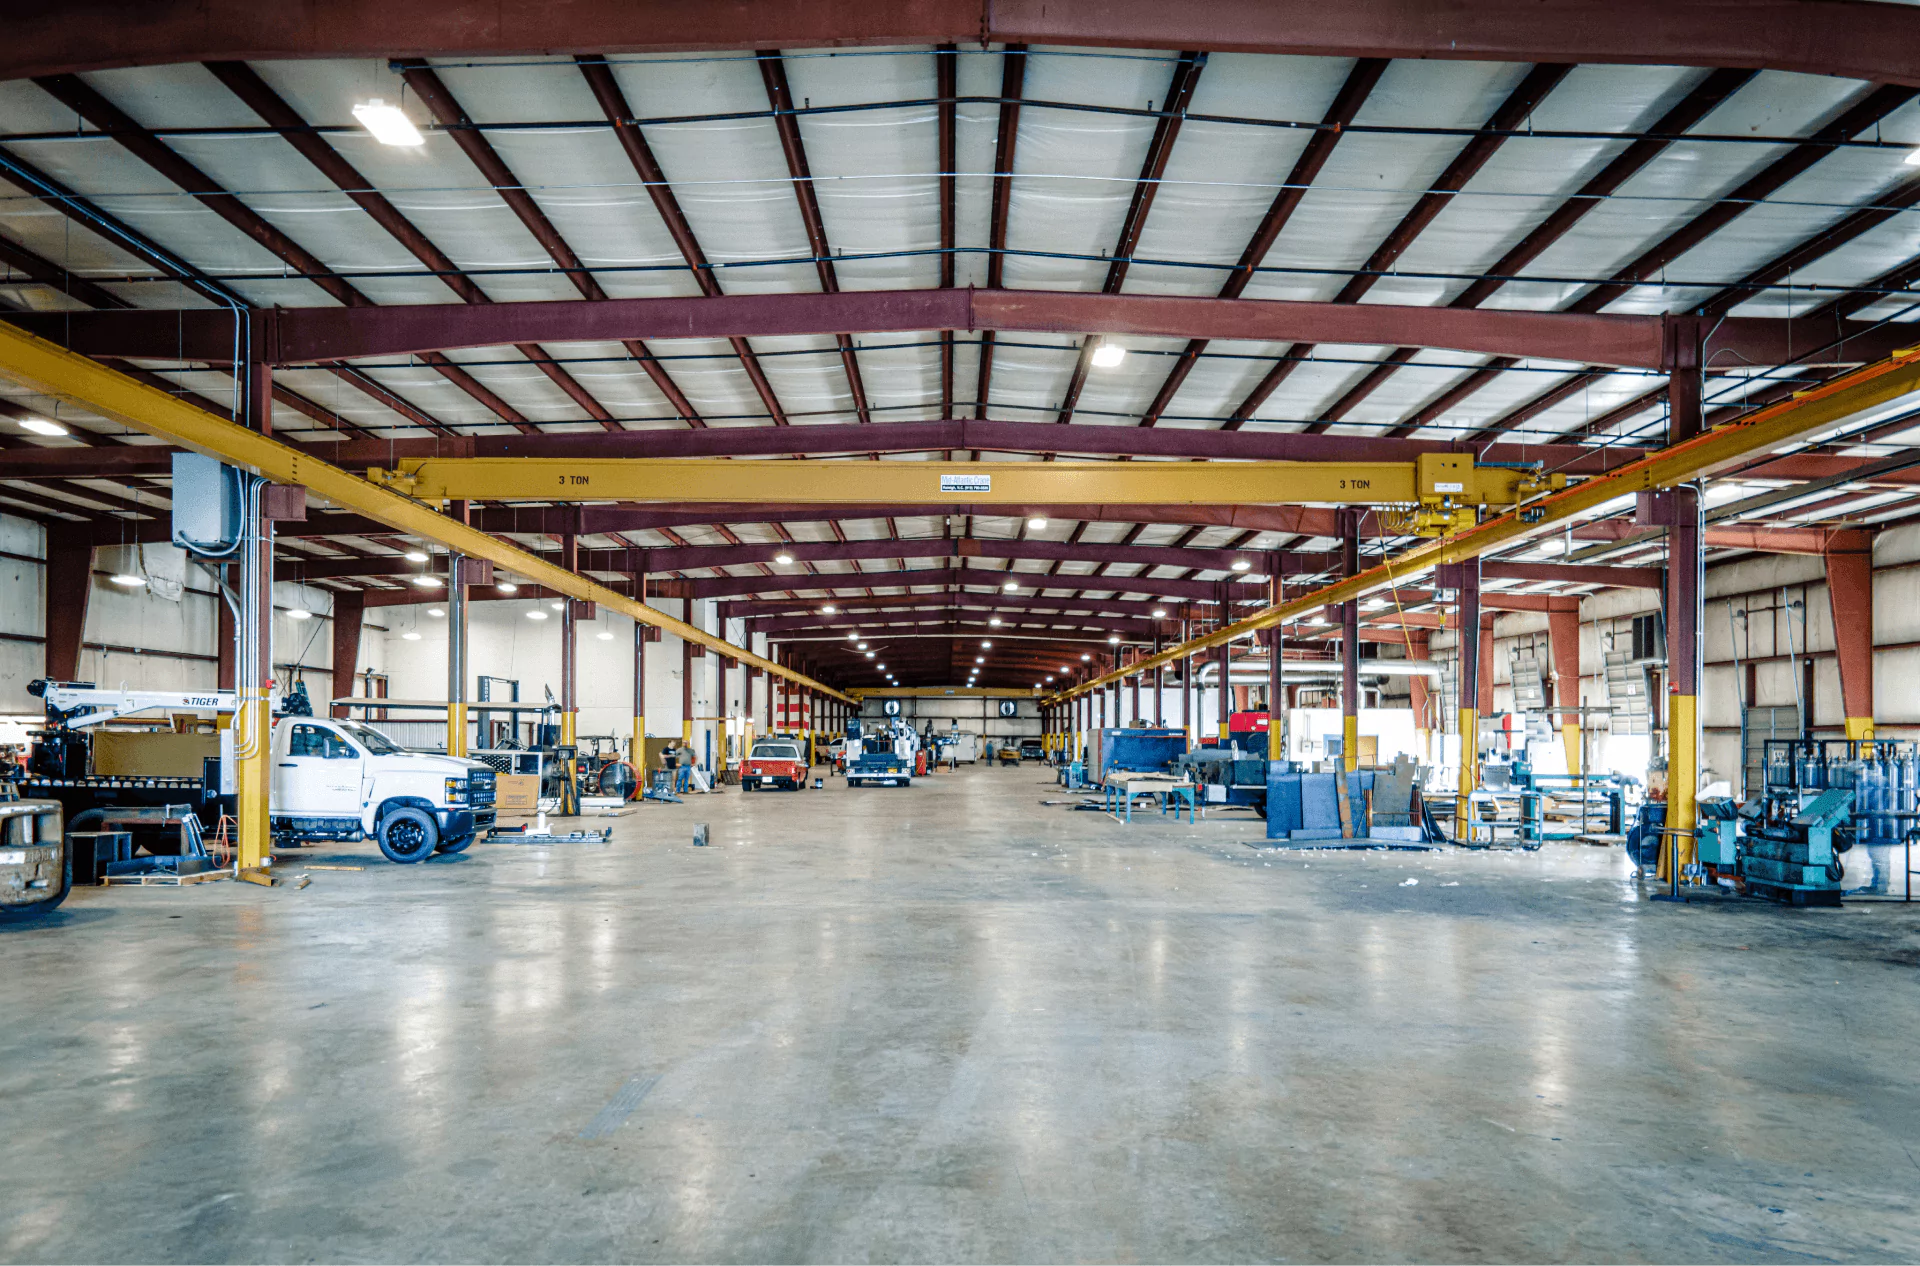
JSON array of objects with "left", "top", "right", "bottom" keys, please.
[{"left": 741, "top": 738, "right": 809, "bottom": 791}]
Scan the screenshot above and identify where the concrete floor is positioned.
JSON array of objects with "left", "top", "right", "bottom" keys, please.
[{"left": 5, "top": 764, "right": 1920, "bottom": 1264}]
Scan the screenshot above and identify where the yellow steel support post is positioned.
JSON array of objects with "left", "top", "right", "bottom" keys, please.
[
  {"left": 1268, "top": 564, "right": 1286, "bottom": 765},
  {"left": 632, "top": 609, "right": 647, "bottom": 773}
]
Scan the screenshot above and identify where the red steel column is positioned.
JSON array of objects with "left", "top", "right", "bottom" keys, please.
[
  {"left": 44, "top": 535, "right": 93, "bottom": 681},
  {"left": 1824, "top": 531, "right": 1875, "bottom": 742},
  {"left": 1547, "top": 606, "right": 1583, "bottom": 773},
  {"left": 331, "top": 591, "right": 363, "bottom": 719}
]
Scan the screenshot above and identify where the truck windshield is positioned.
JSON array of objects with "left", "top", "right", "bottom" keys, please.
[
  {"left": 751, "top": 743, "right": 799, "bottom": 760},
  {"left": 338, "top": 722, "right": 405, "bottom": 755}
]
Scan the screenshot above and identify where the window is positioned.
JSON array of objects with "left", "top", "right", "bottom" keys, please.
[
  {"left": 337, "top": 723, "right": 403, "bottom": 755},
  {"left": 751, "top": 742, "right": 800, "bottom": 760},
  {"left": 288, "top": 724, "right": 357, "bottom": 759}
]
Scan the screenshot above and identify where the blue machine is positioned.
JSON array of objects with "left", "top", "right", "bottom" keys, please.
[
  {"left": 1731, "top": 787, "right": 1852, "bottom": 905},
  {"left": 1260, "top": 766, "right": 1380, "bottom": 845},
  {"left": 1089, "top": 727, "right": 1188, "bottom": 785}
]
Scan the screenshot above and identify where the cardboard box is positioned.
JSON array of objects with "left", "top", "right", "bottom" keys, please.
[{"left": 495, "top": 773, "right": 540, "bottom": 814}]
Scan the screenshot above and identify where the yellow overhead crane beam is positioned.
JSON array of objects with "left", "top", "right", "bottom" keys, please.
[
  {"left": 369, "top": 454, "right": 1562, "bottom": 527},
  {"left": 0, "top": 321, "right": 856, "bottom": 707},
  {"left": 1048, "top": 343, "right": 1920, "bottom": 707}
]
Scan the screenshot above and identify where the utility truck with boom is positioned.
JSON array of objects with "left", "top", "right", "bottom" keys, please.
[{"left": 20, "top": 680, "right": 495, "bottom": 864}]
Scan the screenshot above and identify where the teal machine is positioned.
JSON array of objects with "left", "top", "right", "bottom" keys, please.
[{"left": 1696, "top": 789, "right": 1852, "bottom": 906}]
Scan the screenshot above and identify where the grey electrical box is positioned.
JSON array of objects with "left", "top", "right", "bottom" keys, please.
[{"left": 170, "top": 452, "right": 243, "bottom": 555}]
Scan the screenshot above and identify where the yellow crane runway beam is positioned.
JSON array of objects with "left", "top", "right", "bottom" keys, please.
[
  {"left": 369, "top": 453, "right": 1558, "bottom": 510},
  {"left": 0, "top": 323, "right": 855, "bottom": 706},
  {"left": 1047, "top": 344, "right": 1920, "bottom": 703}
]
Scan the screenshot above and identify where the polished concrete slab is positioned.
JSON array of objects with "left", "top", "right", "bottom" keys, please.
[{"left": 4, "top": 764, "right": 1919, "bottom": 1264}]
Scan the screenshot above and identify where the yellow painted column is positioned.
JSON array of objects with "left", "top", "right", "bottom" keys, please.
[
  {"left": 1668, "top": 693, "right": 1698, "bottom": 871},
  {"left": 235, "top": 686, "right": 272, "bottom": 872},
  {"left": 1456, "top": 706, "right": 1479, "bottom": 830},
  {"left": 1343, "top": 714, "right": 1360, "bottom": 773},
  {"left": 446, "top": 701, "right": 468, "bottom": 758},
  {"left": 1560, "top": 722, "right": 1582, "bottom": 776},
  {"left": 1844, "top": 716, "right": 1875, "bottom": 743},
  {"left": 632, "top": 715, "right": 646, "bottom": 767}
]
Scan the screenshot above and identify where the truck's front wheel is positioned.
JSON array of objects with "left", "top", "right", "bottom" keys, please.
[{"left": 377, "top": 808, "right": 438, "bottom": 863}]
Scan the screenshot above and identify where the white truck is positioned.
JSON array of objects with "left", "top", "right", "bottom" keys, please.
[
  {"left": 23, "top": 681, "right": 496, "bottom": 865},
  {"left": 269, "top": 715, "right": 496, "bottom": 862}
]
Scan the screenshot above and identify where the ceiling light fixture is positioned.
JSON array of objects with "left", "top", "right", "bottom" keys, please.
[
  {"left": 975, "top": 656, "right": 984, "bottom": 664},
  {"left": 427, "top": 608, "right": 444, "bottom": 618},
  {"left": 353, "top": 98, "right": 425, "bottom": 147},
  {"left": 775, "top": 552, "right": 794, "bottom": 565},
  {"left": 1108, "top": 635, "right": 1120, "bottom": 645},
  {"left": 550, "top": 601, "right": 565, "bottom": 610},
  {"left": 402, "top": 631, "right": 422, "bottom": 641},
  {"left": 404, "top": 550, "right": 429, "bottom": 563},
  {"left": 1090, "top": 340, "right": 1126, "bottom": 369},
  {"left": 981, "top": 640, "right": 992, "bottom": 648},
  {"left": 411, "top": 576, "right": 442, "bottom": 588},
  {"left": 865, "top": 652, "right": 875, "bottom": 659},
  {"left": 597, "top": 630, "right": 614, "bottom": 640},
  {"left": 857, "top": 642, "right": 869, "bottom": 651},
  {"left": 821, "top": 605, "right": 836, "bottom": 614},
  {"left": 1230, "top": 559, "right": 1251, "bottom": 572},
  {"left": 1002, "top": 580, "right": 1019, "bottom": 592},
  {"left": 1081, "top": 653, "right": 1091, "bottom": 661},
  {"left": 527, "top": 610, "right": 549, "bottom": 621},
  {"left": 1027, "top": 517, "right": 1048, "bottom": 530},
  {"left": 286, "top": 608, "right": 312, "bottom": 620},
  {"left": 1151, "top": 607, "right": 1167, "bottom": 618},
  {"left": 18, "top": 417, "right": 66, "bottom": 437},
  {"left": 497, "top": 582, "right": 518, "bottom": 593}
]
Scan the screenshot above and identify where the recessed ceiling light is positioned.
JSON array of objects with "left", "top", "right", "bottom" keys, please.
[
  {"left": 1027, "top": 517, "right": 1048, "bottom": 530},
  {"left": 404, "top": 550, "right": 429, "bottom": 563},
  {"left": 353, "top": 98, "right": 425, "bottom": 147},
  {"left": 401, "top": 631, "right": 422, "bottom": 641},
  {"left": 109, "top": 573, "right": 146, "bottom": 587},
  {"left": 411, "top": 575, "right": 442, "bottom": 588},
  {"left": 1090, "top": 341, "right": 1126, "bottom": 369},
  {"left": 18, "top": 417, "right": 66, "bottom": 437},
  {"left": 497, "top": 582, "right": 518, "bottom": 593},
  {"left": 1230, "top": 559, "right": 1251, "bottom": 571},
  {"left": 286, "top": 608, "right": 312, "bottom": 620},
  {"left": 527, "top": 610, "right": 549, "bottom": 621},
  {"left": 775, "top": 552, "right": 794, "bottom": 565}
]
